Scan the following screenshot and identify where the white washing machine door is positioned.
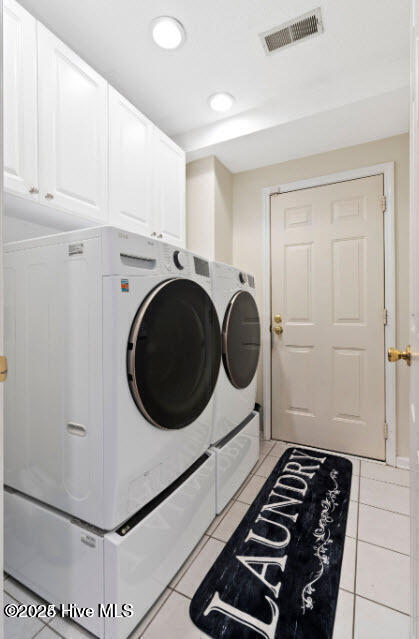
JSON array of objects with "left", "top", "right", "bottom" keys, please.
[
  {"left": 222, "top": 290, "right": 260, "bottom": 389},
  {"left": 127, "top": 278, "right": 221, "bottom": 429}
]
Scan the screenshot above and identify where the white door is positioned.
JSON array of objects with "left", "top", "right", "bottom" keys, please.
[
  {"left": 271, "top": 176, "right": 386, "bottom": 459},
  {"left": 109, "top": 87, "right": 153, "bottom": 236},
  {"left": 37, "top": 24, "right": 108, "bottom": 221},
  {"left": 153, "top": 129, "right": 185, "bottom": 247},
  {"left": 410, "top": 1, "right": 419, "bottom": 633},
  {"left": 3, "top": 0, "right": 38, "bottom": 199}
]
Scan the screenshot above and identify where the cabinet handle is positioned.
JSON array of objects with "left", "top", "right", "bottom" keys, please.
[
  {"left": 29, "top": 186, "right": 39, "bottom": 194},
  {"left": 151, "top": 232, "right": 157, "bottom": 237},
  {"left": 45, "top": 192, "right": 54, "bottom": 200},
  {"left": 157, "top": 233, "right": 163, "bottom": 238}
]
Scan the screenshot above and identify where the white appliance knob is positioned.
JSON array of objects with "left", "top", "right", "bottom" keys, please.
[
  {"left": 239, "top": 272, "right": 247, "bottom": 284},
  {"left": 173, "top": 250, "right": 186, "bottom": 270}
]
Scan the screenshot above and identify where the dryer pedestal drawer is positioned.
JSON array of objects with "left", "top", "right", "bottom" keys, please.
[
  {"left": 212, "top": 410, "right": 260, "bottom": 514},
  {"left": 4, "top": 452, "right": 216, "bottom": 639}
]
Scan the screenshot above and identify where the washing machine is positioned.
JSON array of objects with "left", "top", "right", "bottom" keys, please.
[
  {"left": 209, "top": 262, "right": 261, "bottom": 512},
  {"left": 4, "top": 226, "right": 221, "bottom": 530}
]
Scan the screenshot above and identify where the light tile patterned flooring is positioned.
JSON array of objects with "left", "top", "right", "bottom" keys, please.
[{"left": 4, "top": 440, "right": 411, "bottom": 639}]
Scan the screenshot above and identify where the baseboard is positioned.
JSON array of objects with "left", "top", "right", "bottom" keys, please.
[{"left": 396, "top": 456, "right": 410, "bottom": 470}]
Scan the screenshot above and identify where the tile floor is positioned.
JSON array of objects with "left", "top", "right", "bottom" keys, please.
[{"left": 4, "top": 440, "right": 411, "bottom": 639}]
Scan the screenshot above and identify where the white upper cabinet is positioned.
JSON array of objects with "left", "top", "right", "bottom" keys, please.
[
  {"left": 109, "top": 87, "right": 153, "bottom": 236},
  {"left": 37, "top": 24, "right": 108, "bottom": 222},
  {"left": 153, "top": 129, "right": 186, "bottom": 247},
  {"left": 3, "top": 3, "right": 186, "bottom": 244},
  {"left": 3, "top": 0, "right": 38, "bottom": 199}
]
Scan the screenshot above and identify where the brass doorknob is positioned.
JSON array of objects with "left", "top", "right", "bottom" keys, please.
[
  {"left": 273, "top": 325, "right": 283, "bottom": 335},
  {"left": 388, "top": 346, "right": 411, "bottom": 366},
  {"left": 0, "top": 355, "right": 7, "bottom": 382}
]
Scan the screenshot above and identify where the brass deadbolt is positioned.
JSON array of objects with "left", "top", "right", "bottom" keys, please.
[
  {"left": 274, "top": 314, "right": 282, "bottom": 323},
  {"left": 388, "top": 346, "right": 411, "bottom": 366}
]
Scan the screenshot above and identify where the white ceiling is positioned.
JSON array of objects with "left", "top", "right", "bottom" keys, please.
[
  {"left": 185, "top": 87, "right": 409, "bottom": 173},
  {"left": 20, "top": 0, "right": 410, "bottom": 172}
]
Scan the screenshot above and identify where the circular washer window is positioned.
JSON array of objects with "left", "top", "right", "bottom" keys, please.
[
  {"left": 127, "top": 278, "right": 221, "bottom": 430},
  {"left": 223, "top": 290, "right": 260, "bottom": 389}
]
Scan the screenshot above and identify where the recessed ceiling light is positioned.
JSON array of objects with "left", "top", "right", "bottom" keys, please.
[
  {"left": 208, "top": 93, "right": 235, "bottom": 113},
  {"left": 151, "top": 16, "right": 186, "bottom": 50}
]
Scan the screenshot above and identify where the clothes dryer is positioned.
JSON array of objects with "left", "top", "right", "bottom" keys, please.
[{"left": 210, "top": 261, "right": 261, "bottom": 445}]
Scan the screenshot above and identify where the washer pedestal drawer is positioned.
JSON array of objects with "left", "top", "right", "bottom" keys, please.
[
  {"left": 4, "top": 452, "right": 215, "bottom": 639},
  {"left": 211, "top": 411, "right": 260, "bottom": 514}
]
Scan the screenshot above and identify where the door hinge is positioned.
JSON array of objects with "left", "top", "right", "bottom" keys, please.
[
  {"left": 383, "top": 308, "right": 388, "bottom": 325},
  {"left": 384, "top": 422, "right": 389, "bottom": 440},
  {"left": 0, "top": 356, "right": 7, "bottom": 382},
  {"left": 379, "top": 195, "right": 387, "bottom": 212}
]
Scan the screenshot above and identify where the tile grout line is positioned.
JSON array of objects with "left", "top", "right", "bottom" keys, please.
[
  {"left": 339, "top": 587, "right": 411, "bottom": 617},
  {"left": 173, "top": 590, "right": 192, "bottom": 602},
  {"left": 356, "top": 537, "right": 410, "bottom": 558},
  {"left": 134, "top": 589, "right": 174, "bottom": 637},
  {"left": 31, "top": 623, "right": 63, "bottom": 639},
  {"left": 3, "top": 589, "right": 20, "bottom": 603},
  {"left": 358, "top": 501, "right": 410, "bottom": 518},
  {"left": 360, "top": 474, "right": 410, "bottom": 489},
  {"left": 170, "top": 535, "right": 211, "bottom": 589},
  {"left": 4, "top": 582, "right": 56, "bottom": 629},
  {"left": 357, "top": 499, "right": 409, "bottom": 518},
  {"left": 172, "top": 586, "right": 192, "bottom": 600},
  {"left": 353, "top": 592, "right": 411, "bottom": 617},
  {"left": 138, "top": 531, "right": 216, "bottom": 636},
  {"left": 351, "top": 468, "right": 361, "bottom": 639}
]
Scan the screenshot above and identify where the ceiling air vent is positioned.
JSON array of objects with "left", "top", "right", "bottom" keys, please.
[{"left": 260, "top": 8, "right": 324, "bottom": 55}]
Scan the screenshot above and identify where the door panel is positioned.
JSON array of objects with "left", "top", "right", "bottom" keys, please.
[
  {"left": 109, "top": 87, "right": 153, "bottom": 236},
  {"left": 283, "top": 346, "right": 314, "bottom": 415},
  {"left": 37, "top": 24, "right": 108, "bottom": 221},
  {"left": 153, "top": 129, "right": 185, "bottom": 247},
  {"left": 3, "top": 0, "right": 38, "bottom": 198},
  {"left": 285, "top": 243, "right": 312, "bottom": 322},
  {"left": 271, "top": 175, "right": 386, "bottom": 459},
  {"left": 333, "top": 238, "right": 365, "bottom": 322}
]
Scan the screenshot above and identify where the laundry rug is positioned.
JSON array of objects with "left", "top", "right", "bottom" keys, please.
[{"left": 190, "top": 447, "right": 352, "bottom": 639}]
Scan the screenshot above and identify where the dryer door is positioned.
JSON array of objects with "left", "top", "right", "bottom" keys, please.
[
  {"left": 223, "top": 291, "right": 260, "bottom": 389},
  {"left": 127, "top": 279, "right": 221, "bottom": 429}
]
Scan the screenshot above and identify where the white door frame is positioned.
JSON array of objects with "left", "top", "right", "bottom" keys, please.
[
  {"left": 261, "top": 162, "right": 396, "bottom": 465},
  {"left": 0, "top": 0, "right": 4, "bottom": 623}
]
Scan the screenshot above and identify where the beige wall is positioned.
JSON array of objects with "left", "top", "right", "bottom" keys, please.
[
  {"left": 186, "top": 156, "right": 233, "bottom": 263},
  {"left": 232, "top": 134, "right": 410, "bottom": 458},
  {"left": 186, "top": 156, "right": 215, "bottom": 259},
  {"left": 214, "top": 157, "right": 233, "bottom": 264}
]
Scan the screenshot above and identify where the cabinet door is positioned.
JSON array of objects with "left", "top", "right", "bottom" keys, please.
[
  {"left": 3, "top": 0, "right": 38, "bottom": 199},
  {"left": 109, "top": 87, "right": 153, "bottom": 236},
  {"left": 37, "top": 24, "right": 108, "bottom": 222},
  {"left": 153, "top": 129, "right": 185, "bottom": 247}
]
